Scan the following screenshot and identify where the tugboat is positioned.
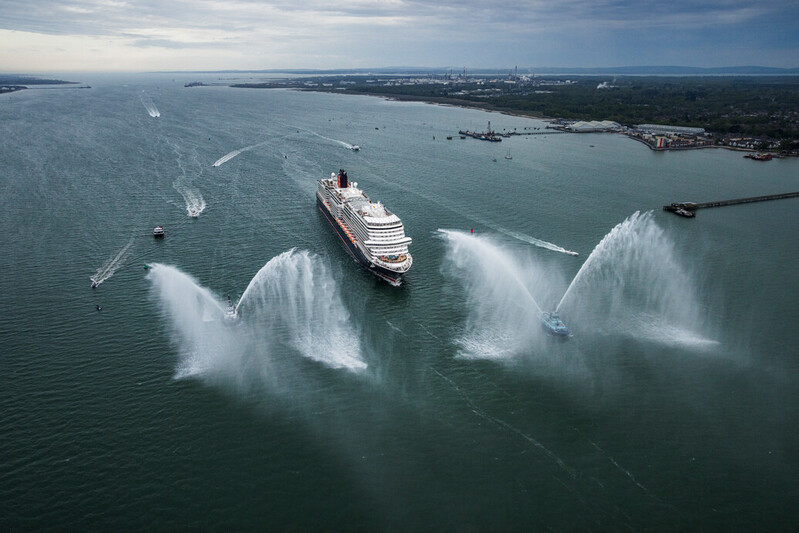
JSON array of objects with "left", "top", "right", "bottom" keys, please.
[
  {"left": 223, "top": 296, "right": 239, "bottom": 324},
  {"left": 153, "top": 226, "right": 165, "bottom": 238},
  {"left": 541, "top": 311, "right": 570, "bottom": 337},
  {"left": 663, "top": 203, "right": 696, "bottom": 218}
]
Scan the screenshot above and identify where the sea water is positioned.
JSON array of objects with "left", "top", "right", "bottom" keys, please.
[{"left": 1, "top": 73, "right": 798, "bottom": 530}]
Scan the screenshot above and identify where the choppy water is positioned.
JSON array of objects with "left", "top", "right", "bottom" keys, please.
[{"left": 2, "top": 74, "right": 798, "bottom": 530}]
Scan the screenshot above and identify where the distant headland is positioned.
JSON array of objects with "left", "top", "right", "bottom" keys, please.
[{"left": 0, "top": 75, "right": 87, "bottom": 95}]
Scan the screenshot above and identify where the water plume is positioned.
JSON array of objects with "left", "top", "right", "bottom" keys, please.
[
  {"left": 438, "top": 229, "right": 560, "bottom": 359},
  {"left": 440, "top": 212, "right": 715, "bottom": 358},
  {"left": 236, "top": 249, "right": 366, "bottom": 371},
  {"left": 147, "top": 250, "right": 365, "bottom": 390},
  {"left": 557, "top": 211, "right": 713, "bottom": 346}
]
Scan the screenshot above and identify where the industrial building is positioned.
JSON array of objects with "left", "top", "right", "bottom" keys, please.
[
  {"left": 565, "top": 120, "right": 622, "bottom": 132},
  {"left": 635, "top": 124, "right": 706, "bottom": 135}
]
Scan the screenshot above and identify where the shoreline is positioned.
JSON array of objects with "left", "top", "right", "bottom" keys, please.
[
  {"left": 240, "top": 85, "right": 797, "bottom": 156},
  {"left": 311, "top": 89, "right": 778, "bottom": 154}
]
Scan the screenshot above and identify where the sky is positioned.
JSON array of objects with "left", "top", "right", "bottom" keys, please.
[{"left": 1, "top": 0, "right": 798, "bottom": 72}]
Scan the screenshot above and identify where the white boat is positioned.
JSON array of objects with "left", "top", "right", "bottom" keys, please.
[
  {"left": 316, "top": 169, "right": 412, "bottom": 285},
  {"left": 505, "top": 149, "right": 512, "bottom": 160},
  {"left": 189, "top": 209, "right": 199, "bottom": 218},
  {"left": 350, "top": 145, "right": 360, "bottom": 151},
  {"left": 153, "top": 226, "right": 165, "bottom": 238}
]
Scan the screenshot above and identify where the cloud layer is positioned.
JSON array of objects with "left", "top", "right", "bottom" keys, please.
[{"left": 1, "top": 0, "right": 797, "bottom": 71}]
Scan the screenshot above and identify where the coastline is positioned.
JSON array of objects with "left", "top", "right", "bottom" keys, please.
[
  {"left": 330, "top": 89, "right": 551, "bottom": 121},
  {"left": 303, "top": 88, "right": 782, "bottom": 154}
]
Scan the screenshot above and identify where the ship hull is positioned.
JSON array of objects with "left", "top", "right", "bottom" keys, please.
[{"left": 317, "top": 197, "right": 404, "bottom": 285}]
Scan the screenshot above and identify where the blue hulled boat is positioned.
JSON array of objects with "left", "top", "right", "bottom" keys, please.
[{"left": 541, "top": 311, "right": 570, "bottom": 337}]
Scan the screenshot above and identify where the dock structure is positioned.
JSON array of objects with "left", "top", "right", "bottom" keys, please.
[{"left": 664, "top": 192, "right": 799, "bottom": 217}]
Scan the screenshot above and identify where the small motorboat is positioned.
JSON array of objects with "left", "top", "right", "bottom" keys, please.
[
  {"left": 541, "top": 311, "right": 570, "bottom": 337},
  {"left": 153, "top": 226, "right": 165, "bottom": 238},
  {"left": 96, "top": 305, "right": 102, "bottom": 311},
  {"left": 189, "top": 209, "right": 199, "bottom": 218},
  {"left": 91, "top": 279, "right": 98, "bottom": 289},
  {"left": 350, "top": 145, "right": 360, "bottom": 151}
]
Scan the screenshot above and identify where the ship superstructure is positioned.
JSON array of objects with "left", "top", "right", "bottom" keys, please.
[{"left": 317, "top": 170, "right": 412, "bottom": 284}]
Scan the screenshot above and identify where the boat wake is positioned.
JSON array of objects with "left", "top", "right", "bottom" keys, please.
[
  {"left": 146, "top": 250, "right": 365, "bottom": 389},
  {"left": 139, "top": 92, "right": 160, "bottom": 118},
  {"left": 307, "top": 130, "right": 357, "bottom": 150},
  {"left": 432, "top": 367, "right": 577, "bottom": 477},
  {"left": 212, "top": 141, "right": 268, "bottom": 167},
  {"left": 181, "top": 187, "right": 206, "bottom": 217},
  {"left": 462, "top": 213, "right": 578, "bottom": 256},
  {"left": 491, "top": 225, "right": 578, "bottom": 256},
  {"left": 91, "top": 239, "right": 134, "bottom": 287},
  {"left": 165, "top": 138, "right": 207, "bottom": 217}
]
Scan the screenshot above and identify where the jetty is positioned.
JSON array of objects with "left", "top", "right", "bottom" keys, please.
[
  {"left": 664, "top": 191, "right": 799, "bottom": 217},
  {"left": 459, "top": 120, "right": 502, "bottom": 142}
]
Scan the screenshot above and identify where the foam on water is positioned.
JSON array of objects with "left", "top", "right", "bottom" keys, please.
[
  {"left": 306, "top": 130, "right": 356, "bottom": 150},
  {"left": 139, "top": 91, "right": 160, "bottom": 118},
  {"left": 91, "top": 239, "right": 134, "bottom": 287},
  {"left": 212, "top": 141, "right": 269, "bottom": 167},
  {"left": 479, "top": 220, "right": 579, "bottom": 256},
  {"left": 165, "top": 138, "right": 207, "bottom": 217},
  {"left": 181, "top": 187, "right": 206, "bottom": 217}
]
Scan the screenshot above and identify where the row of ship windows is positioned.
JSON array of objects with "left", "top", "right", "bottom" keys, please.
[
  {"left": 346, "top": 215, "right": 404, "bottom": 239},
  {"left": 327, "top": 206, "right": 404, "bottom": 243},
  {"left": 344, "top": 212, "right": 373, "bottom": 238},
  {"left": 369, "top": 231, "right": 405, "bottom": 239},
  {"left": 372, "top": 249, "right": 408, "bottom": 255}
]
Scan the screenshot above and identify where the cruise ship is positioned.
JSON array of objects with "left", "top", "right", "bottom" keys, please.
[{"left": 317, "top": 170, "right": 412, "bottom": 285}]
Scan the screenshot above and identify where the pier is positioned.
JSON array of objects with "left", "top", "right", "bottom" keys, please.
[{"left": 664, "top": 191, "right": 799, "bottom": 217}]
